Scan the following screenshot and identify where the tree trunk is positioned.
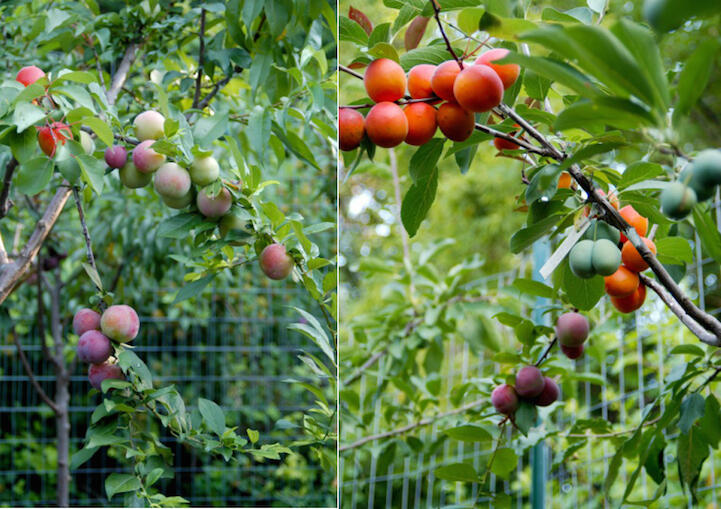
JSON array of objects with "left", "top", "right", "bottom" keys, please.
[{"left": 50, "top": 271, "right": 70, "bottom": 508}]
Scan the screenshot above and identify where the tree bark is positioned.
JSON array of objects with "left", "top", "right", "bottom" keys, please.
[{"left": 50, "top": 271, "right": 70, "bottom": 508}]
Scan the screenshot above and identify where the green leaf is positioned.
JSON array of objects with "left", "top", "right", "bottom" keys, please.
[
  {"left": 562, "top": 259, "right": 605, "bottom": 310},
  {"left": 509, "top": 214, "right": 561, "bottom": 254},
  {"left": 82, "top": 263, "right": 104, "bottom": 292},
  {"left": 525, "top": 164, "right": 561, "bottom": 204},
  {"left": 247, "top": 428, "right": 260, "bottom": 444},
  {"left": 105, "top": 473, "right": 141, "bottom": 500},
  {"left": 368, "top": 42, "right": 399, "bottom": 62},
  {"left": 554, "top": 97, "right": 656, "bottom": 132},
  {"left": 676, "top": 425, "right": 709, "bottom": 494},
  {"left": 433, "top": 462, "right": 479, "bottom": 483},
  {"left": 53, "top": 70, "right": 96, "bottom": 85},
  {"left": 70, "top": 446, "right": 99, "bottom": 470},
  {"left": 14, "top": 157, "right": 53, "bottom": 195},
  {"left": 499, "top": 53, "right": 598, "bottom": 99},
  {"left": 145, "top": 468, "right": 164, "bottom": 488},
  {"left": 443, "top": 425, "right": 492, "bottom": 443},
  {"left": 116, "top": 350, "right": 153, "bottom": 391},
  {"left": 157, "top": 213, "right": 206, "bottom": 239},
  {"left": 617, "top": 161, "right": 664, "bottom": 190},
  {"left": 13, "top": 102, "right": 45, "bottom": 133},
  {"left": 674, "top": 39, "right": 720, "bottom": 122},
  {"left": 400, "top": 45, "right": 458, "bottom": 70},
  {"left": 81, "top": 117, "right": 114, "bottom": 147},
  {"left": 174, "top": 274, "right": 215, "bottom": 303},
  {"left": 490, "top": 448, "right": 518, "bottom": 478},
  {"left": 400, "top": 165, "right": 438, "bottom": 237},
  {"left": 512, "top": 278, "right": 554, "bottom": 298},
  {"left": 193, "top": 112, "right": 228, "bottom": 148},
  {"left": 77, "top": 154, "right": 105, "bottom": 194},
  {"left": 679, "top": 393, "right": 705, "bottom": 434},
  {"left": 198, "top": 398, "right": 225, "bottom": 436},
  {"left": 478, "top": 13, "right": 537, "bottom": 40},
  {"left": 339, "top": 15, "right": 369, "bottom": 45},
  {"left": 514, "top": 401, "right": 538, "bottom": 436},
  {"left": 655, "top": 237, "right": 693, "bottom": 265},
  {"left": 409, "top": 139, "right": 444, "bottom": 182},
  {"left": 668, "top": 344, "right": 705, "bottom": 357},
  {"left": 272, "top": 122, "right": 320, "bottom": 169},
  {"left": 692, "top": 207, "right": 721, "bottom": 266}
]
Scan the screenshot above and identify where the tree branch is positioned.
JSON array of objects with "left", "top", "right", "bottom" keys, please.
[
  {"left": 192, "top": 8, "right": 207, "bottom": 109},
  {"left": 535, "top": 337, "right": 558, "bottom": 366},
  {"left": 430, "top": 0, "right": 463, "bottom": 68},
  {"left": 11, "top": 325, "right": 59, "bottom": 414},
  {"left": 339, "top": 64, "right": 363, "bottom": 80},
  {"left": 71, "top": 187, "right": 104, "bottom": 297},
  {"left": 339, "top": 398, "right": 490, "bottom": 451},
  {"left": 0, "top": 157, "right": 18, "bottom": 218},
  {"left": 0, "top": 185, "right": 72, "bottom": 305},
  {"left": 106, "top": 43, "right": 140, "bottom": 106}
]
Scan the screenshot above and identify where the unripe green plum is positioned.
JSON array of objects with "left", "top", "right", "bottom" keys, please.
[
  {"left": 583, "top": 220, "right": 620, "bottom": 244},
  {"left": 77, "top": 330, "right": 112, "bottom": 364},
  {"left": 491, "top": 384, "right": 519, "bottom": 415},
  {"left": 591, "top": 239, "right": 621, "bottom": 276},
  {"left": 100, "top": 304, "right": 139, "bottom": 342},
  {"left": 533, "top": 377, "right": 560, "bottom": 407},
  {"left": 690, "top": 149, "right": 721, "bottom": 186},
  {"left": 73, "top": 308, "right": 101, "bottom": 336},
  {"left": 132, "top": 140, "right": 166, "bottom": 173},
  {"left": 79, "top": 131, "right": 95, "bottom": 155},
  {"left": 515, "top": 366, "right": 544, "bottom": 399},
  {"left": 133, "top": 110, "right": 165, "bottom": 141},
  {"left": 162, "top": 191, "right": 193, "bottom": 209},
  {"left": 119, "top": 162, "right": 152, "bottom": 189},
  {"left": 679, "top": 165, "right": 714, "bottom": 202},
  {"left": 569, "top": 239, "right": 595, "bottom": 279},
  {"left": 190, "top": 156, "right": 220, "bottom": 186},
  {"left": 154, "top": 163, "right": 191, "bottom": 198},
  {"left": 661, "top": 182, "right": 697, "bottom": 220},
  {"left": 88, "top": 362, "right": 125, "bottom": 391},
  {"left": 555, "top": 312, "right": 589, "bottom": 347},
  {"left": 219, "top": 212, "right": 247, "bottom": 238},
  {"left": 197, "top": 188, "right": 232, "bottom": 219},
  {"left": 259, "top": 243, "right": 294, "bottom": 280}
]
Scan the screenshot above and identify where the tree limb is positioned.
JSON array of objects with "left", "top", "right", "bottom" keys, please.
[
  {"left": 0, "top": 157, "right": 18, "bottom": 218},
  {"left": 106, "top": 43, "right": 140, "bottom": 106}
]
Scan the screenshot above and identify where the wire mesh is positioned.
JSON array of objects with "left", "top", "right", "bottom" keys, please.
[
  {"left": 0, "top": 275, "right": 332, "bottom": 507},
  {"left": 340, "top": 219, "right": 721, "bottom": 507}
]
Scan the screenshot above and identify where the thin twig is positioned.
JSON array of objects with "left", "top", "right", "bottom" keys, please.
[
  {"left": 339, "top": 398, "right": 492, "bottom": 451},
  {"left": 535, "top": 337, "right": 558, "bottom": 367},
  {"left": 430, "top": 0, "right": 463, "bottom": 68},
  {"left": 339, "top": 64, "right": 363, "bottom": 80},
  {"left": 192, "top": 8, "right": 207, "bottom": 109},
  {"left": 0, "top": 157, "right": 18, "bottom": 218},
  {"left": 695, "top": 366, "right": 721, "bottom": 393},
  {"left": 340, "top": 97, "right": 439, "bottom": 110},
  {"left": 11, "top": 325, "right": 60, "bottom": 414},
  {"left": 71, "top": 187, "right": 103, "bottom": 296},
  {"left": 566, "top": 416, "right": 661, "bottom": 438}
]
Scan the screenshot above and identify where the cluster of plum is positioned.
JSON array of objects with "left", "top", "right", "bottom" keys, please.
[
  {"left": 491, "top": 366, "right": 560, "bottom": 417},
  {"left": 570, "top": 200, "right": 654, "bottom": 314},
  {"left": 73, "top": 305, "right": 140, "bottom": 390},
  {"left": 16, "top": 66, "right": 295, "bottom": 282},
  {"left": 339, "top": 48, "right": 520, "bottom": 151},
  {"left": 661, "top": 149, "right": 721, "bottom": 220}
]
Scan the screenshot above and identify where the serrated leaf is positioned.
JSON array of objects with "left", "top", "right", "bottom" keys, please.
[{"left": 198, "top": 398, "right": 225, "bottom": 436}]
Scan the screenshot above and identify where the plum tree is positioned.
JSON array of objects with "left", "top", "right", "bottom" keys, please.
[
  {"left": 591, "top": 238, "right": 622, "bottom": 276},
  {"left": 364, "top": 58, "right": 406, "bottom": 103},
  {"left": 533, "top": 377, "right": 560, "bottom": 407},
  {"left": 365, "top": 102, "right": 408, "bottom": 148},
  {"left": 132, "top": 140, "right": 166, "bottom": 173},
  {"left": 604, "top": 266, "right": 640, "bottom": 298},
  {"left": 436, "top": 102, "right": 474, "bottom": 142},
  {"left": 100, "top": 304, "right": 139, "bottom": 343},
  {"left": 407, "top": 64, "right": 436, "bottom": 99},
  {"left": 491, "top": 384, "right": 519, "bottom": 415},
  {"left": 621, "top": 237, "right": 656, "bottom": 272},
  {"left": 259, "top": 243, "right": 294, "bottom": 280},
  {"left": 154, "top": 163, "right": 192, "bottom": 198},
  {"left": 431, "top": 60, "right": 463, "bottom": 102},
  {"left": 515, "top": 365, "right": 545, "bottom": 398},
  {"left": 453, "top": 64, "right": 504, "bottom": 112},
  {"left": 16, "top": 65, "right": 45, "bottom": 86},
  {"left": 555, "top": 312, "right": 589, "bottom": 347},
  {"left": 661, "top": 182, "right": 697, "bottom": 219},
  {"left": 88, "top": 362, "right": 125, "bottom": 391},
  {"left": 73, "top": 308, "right": 101, "bottom": 336},
  {"left": 474, "top": 48, "right": 520, "bottom": 89},
  {"left": 197, "top": 188, "right": 232, "bottom": 219},
  {"left": 37, "top": 122, "right": 72, "bottom": 157},
  {"left": 189, "top": 156, "right": 220, "bottom": 186},
  {"left": 104, "top": 145, "right": 127, "bottom": 169},
  {"left": 118, "top": 161, "right": 152, "bottom": 189},
  {"left": 77, "top": 330, "right": 113, "bottom": 364},
  {"left": 403, "top": 102, "right": 437, "bottom": 146},
  {"left": 133, "top": 110, "right": 166, "bottom": 141},
  {"left": 339, "top": 107, "right": 365, "bottom": 151}
]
